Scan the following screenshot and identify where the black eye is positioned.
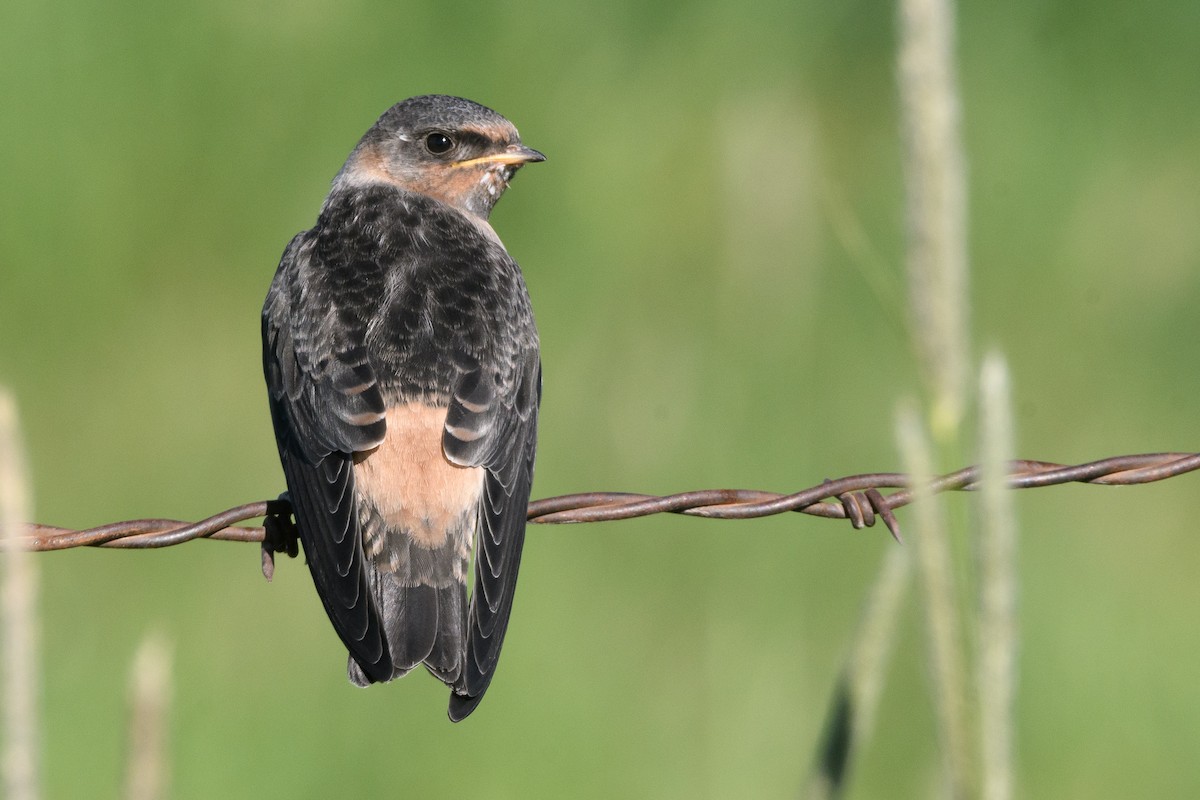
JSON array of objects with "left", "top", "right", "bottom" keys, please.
[{"left": 424, "top": 132, "right": 454, "bottom": 154}]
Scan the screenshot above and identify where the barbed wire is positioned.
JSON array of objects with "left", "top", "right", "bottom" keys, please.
[{"left": 15, "top": 452, "right": 1197, "bottom": 556}]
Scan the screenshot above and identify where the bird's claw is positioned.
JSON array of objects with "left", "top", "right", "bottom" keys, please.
[{"left": 261, "top": 492, "right": 300, "bottom": 582}]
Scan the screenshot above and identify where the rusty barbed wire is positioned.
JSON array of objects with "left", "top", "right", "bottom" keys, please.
[{"left": 14, "top": 452, "right": 1198, "bottom": 554}]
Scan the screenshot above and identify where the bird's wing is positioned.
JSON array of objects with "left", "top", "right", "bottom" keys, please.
[
  {"left": 262, "top": 233, "right": 394, "bottom": 683},
  {"left": 443, "top": 343, "right": 541, "bottom": 721}
]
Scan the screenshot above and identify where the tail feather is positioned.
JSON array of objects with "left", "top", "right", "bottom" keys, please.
[
  {"left": 347, "top": 474, "right": 475, "bottom": 690},
  {"left": 347, "top": 568, "right": 467, "bottom": 687},
  {"left": 424, "top": 585, "right": 467, "bottom": 684}
]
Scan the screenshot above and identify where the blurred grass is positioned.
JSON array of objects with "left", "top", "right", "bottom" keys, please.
[{"left": 1, "top": 0, "right": 1198, "bottom": 797}]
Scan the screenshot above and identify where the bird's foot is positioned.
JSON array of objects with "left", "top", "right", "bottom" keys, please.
[{"left": 261, "top": 492, "right": 299, "bottom": 582}]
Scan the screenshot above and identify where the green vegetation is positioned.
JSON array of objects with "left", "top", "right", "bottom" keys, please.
[{"left": 1, "top": 0, "right": 1198, "bottom": 796}]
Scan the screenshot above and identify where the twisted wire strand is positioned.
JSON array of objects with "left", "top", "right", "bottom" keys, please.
[{"left": 16, "top": 452, "right": 1199, "bottom": 552}]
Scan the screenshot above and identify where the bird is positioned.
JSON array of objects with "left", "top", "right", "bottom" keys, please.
[{"left": 261, "top": 95, "right": 544, "bottom": 721}]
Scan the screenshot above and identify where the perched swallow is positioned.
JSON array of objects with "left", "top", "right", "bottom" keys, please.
[{"left": 262, "top": 95, "right": 543, "bottom": 721}]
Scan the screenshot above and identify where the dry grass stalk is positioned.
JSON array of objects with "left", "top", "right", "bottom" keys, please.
[{"left": 1, "top": 390, "right": 40, "bottom": 800}]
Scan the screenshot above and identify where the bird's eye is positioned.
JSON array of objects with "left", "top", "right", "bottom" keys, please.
[{"left": 424, "top": 132, "right": 454, "bottom": 154}]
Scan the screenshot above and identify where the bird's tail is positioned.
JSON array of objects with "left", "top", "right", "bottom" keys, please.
[
  {"left": 347, "top": 520, "right": 471, "bottom": 688},
  {"left": 347, "top": 574, "right": 466, "bottom": 686}
]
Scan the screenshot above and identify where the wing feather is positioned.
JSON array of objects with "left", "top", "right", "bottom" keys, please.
[
  {"left": 446, "top": 351, "right": 541, "bottom": 722},
  {"left": 263, "top": 234, "right": 392, "bottom": 682}
]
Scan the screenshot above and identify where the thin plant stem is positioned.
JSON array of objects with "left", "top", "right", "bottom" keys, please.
[
  {"left": 0, "top": 390, "right": 39, "bottom": 800},
  {"left": 804, "top": 545, "right": 911, "bottom": 799},
  {"left": 976, "top": 354, "right": 1017, "bottom": 800},
  {"left": 124, "top": 633, "right": 173, "bottom": 800},
  {"left": 897, "top": 0, "right": 970, "bottom": 435},
  {"left": 898, "top": 404, "right": 973, "bottom": 799}
]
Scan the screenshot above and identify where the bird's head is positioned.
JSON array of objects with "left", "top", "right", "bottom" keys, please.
[{"left": 334, "top": 95, "right": 545, "bottom": 220}]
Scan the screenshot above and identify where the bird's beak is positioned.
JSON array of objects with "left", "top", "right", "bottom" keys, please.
[{"left": 454, "top": 144, "right": 546, "bottom": 169}]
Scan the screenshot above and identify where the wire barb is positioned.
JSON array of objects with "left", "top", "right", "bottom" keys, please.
[{"left": 13, "top": 453, "right": 1199, "bottom": 552}]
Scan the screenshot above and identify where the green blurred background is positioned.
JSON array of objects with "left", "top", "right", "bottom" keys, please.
[{"left": 2, "top": 0, "right": 1198, "bottom": 797}]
